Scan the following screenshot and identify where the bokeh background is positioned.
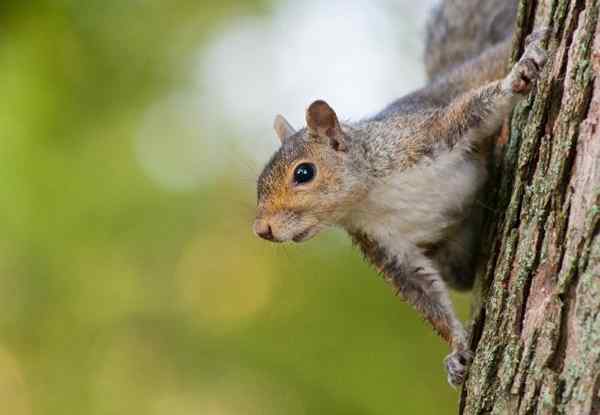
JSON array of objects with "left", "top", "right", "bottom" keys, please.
[{"left": 0, "top": 0, "right": 472, "bottom": 413}]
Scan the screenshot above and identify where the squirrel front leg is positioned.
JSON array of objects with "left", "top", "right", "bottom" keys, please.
[
  {"left": 428, "top": 32, "right": 548, "bottom": 152},
  {"left": 390, "top": 254, "right": 472, "bottom": 387},
  {"left": 352, "top": 233, "right": 471, "bottom": 386}
]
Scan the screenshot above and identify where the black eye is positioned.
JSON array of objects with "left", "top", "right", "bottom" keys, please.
[{"left": 293, "top": 163, "right": 316, "bottom": 184}]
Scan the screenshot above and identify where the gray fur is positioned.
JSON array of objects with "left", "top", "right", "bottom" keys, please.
[{"left": 425, "top": 0, "right": 517, "bottom": 80}]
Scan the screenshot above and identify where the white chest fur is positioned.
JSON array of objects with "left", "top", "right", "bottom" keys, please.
[{"left": 348, "top": 150, "right": 487, "bottom": 255}]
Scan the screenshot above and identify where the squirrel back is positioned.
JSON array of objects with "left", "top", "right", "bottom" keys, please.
[{"left": 425, "top": 0, "right": 517, "bottom": 80}]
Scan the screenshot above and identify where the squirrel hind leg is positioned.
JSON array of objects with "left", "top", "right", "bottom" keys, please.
[{"left": 430, "top": 216, "right": 484, "bottom": 292}]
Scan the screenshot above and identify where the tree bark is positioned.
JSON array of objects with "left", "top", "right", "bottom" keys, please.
[{"left": 461, "top": 0, "right": 600, "bottom": 414}]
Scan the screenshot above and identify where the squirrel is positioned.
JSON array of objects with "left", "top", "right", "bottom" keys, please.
[{"left": 253, "top": 0, "right": 548, "bottom": 387}]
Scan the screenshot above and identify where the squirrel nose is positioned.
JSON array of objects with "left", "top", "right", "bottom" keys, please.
[{"left": 254, "top": 219, "right": 274, "bottom": 241}]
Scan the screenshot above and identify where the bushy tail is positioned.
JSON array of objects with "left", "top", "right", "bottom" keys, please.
[{"left": 424, "top": 0, "right": 517, "bottom": 80}]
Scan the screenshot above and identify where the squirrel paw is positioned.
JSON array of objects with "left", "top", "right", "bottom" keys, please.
[
  {"left": 444, "top": 350, "right": 473, "bottom": 387},
  {"left": 525, "top": 27, "right": 550, "bottom": 47},
  {"left": 507, "top": 31, "right": 548, "bottom": 94}
]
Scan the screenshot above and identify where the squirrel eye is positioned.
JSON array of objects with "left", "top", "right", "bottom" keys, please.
[{"left": 293, "top": 163, "right": 316, "bottom": 185}]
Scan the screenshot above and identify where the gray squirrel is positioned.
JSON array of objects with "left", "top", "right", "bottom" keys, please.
[{"left": 253, "top": 0, "right": 548, "bottom": 387}]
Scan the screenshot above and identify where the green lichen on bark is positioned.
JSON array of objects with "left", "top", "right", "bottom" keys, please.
[{"left": 461, "top": 0, "right": 600, "bottom": 413}]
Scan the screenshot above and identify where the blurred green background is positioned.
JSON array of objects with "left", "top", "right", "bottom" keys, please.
[{"left": 0, "top": 0, "right": 470, "bottom": 413}]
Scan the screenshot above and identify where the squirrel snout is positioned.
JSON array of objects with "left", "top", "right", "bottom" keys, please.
[{"left": 253, "top": 219, "right": 275, "bottom": 241}]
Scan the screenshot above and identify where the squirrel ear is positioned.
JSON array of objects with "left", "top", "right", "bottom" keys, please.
[
  {"left": 273, "top": 114, "right": 296, "bottom": 143},
  {"left": 306, "top": 100, "right": 346, "bottom": 151}
]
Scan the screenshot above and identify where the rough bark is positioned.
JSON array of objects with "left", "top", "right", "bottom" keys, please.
[{"left": 461, "top": 0, "right": 600, "bottom": 414}]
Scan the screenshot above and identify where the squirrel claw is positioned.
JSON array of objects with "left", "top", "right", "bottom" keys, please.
[
  {"left": 444, "top": 350, "right": 473, "bottom": 387},
  {"left": 506, "top": 32, "right": 548, "bottom": 94},
  {"left": 525, "top": 27, "right": 550, "bottom": 47}
]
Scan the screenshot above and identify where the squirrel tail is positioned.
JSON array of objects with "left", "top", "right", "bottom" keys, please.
[{"left": 424, "top": 0, "right": 517, "bottom": 80}]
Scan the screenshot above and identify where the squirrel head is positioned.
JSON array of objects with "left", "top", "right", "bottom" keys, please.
[{"left": 254, "top": 100, "right": 364, "bottom": 243}]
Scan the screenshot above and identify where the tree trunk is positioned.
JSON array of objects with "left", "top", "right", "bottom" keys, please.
[{"left": 460, "top": 0, "right": 600, "bottom": 414}]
